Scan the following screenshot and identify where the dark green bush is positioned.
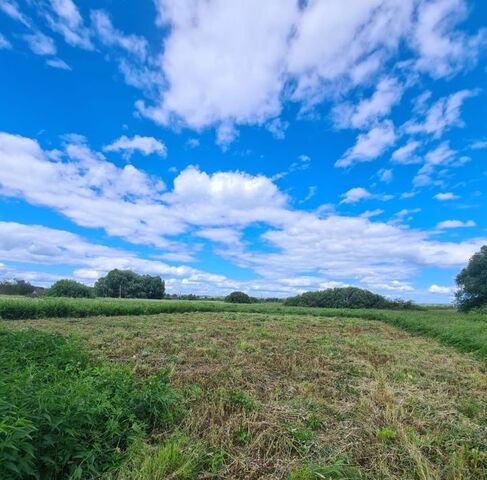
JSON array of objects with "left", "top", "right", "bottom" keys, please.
[
  {"left": 284, "top": 287, "right": 419, "bottom": 310},
  {"left": 46, "top": 279, "right": 94, "bottom": 298},
  {"left": 224, "top": 291, "right": 253, "bottom": 304},
  {"left": 0, "top": 329, "right": 182, "bottom": 479}
]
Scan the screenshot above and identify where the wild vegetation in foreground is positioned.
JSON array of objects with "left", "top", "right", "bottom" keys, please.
[{"left": 5, "top": 311, "right": 487, "bottom": 479}]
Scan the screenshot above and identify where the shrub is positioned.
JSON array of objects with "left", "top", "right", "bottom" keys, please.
[
  {"left": 0, "top": 329, "right": 182, "bottom": 479},
  {"left": 46, "top": 279, "right": 94, "bottom": 298},
  {"left": 224, "top": 291, "right": 253, "bottom": 304},
  {"left": 284, "top": 287, "right": 418, "bottom": 310}
]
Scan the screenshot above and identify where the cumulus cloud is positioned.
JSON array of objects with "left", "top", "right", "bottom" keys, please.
[
  {"left": 335, "top": 121, "right": 396, "bottom": 168},
  {"left": 104, "top": 135, "right": 167, "bottom": 158},
  {"left": 138, "top": 0, "right": 297, "bottom": 132}
]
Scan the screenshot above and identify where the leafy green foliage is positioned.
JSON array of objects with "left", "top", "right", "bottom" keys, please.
[
  {"left": 224, "top": 291, "right": 254, "bottom": 303},
  {"left": 94, "top": 269, "right": 165, "bottom": 299},
  {"left": 0, "top": 329, "right": 182, "bottom": 479},
  {"left": 284, "top": 287, "right": 418, "bottom": 310},
  {"left": 456, "top": 245, "right": 487, "bottom": 312},
  {"left": 46, "top": 279, "right": 94, "bottom": 298},
  {"left": 0, "top": 279, "right": 35, "bottom": 296}
]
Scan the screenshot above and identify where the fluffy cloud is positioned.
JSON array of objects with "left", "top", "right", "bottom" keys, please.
[
  {"left": 139, "top": 0, "right": 297, "bottom": 129},
  {"left": 391, "top": 140, "right": 422, "bottom": 164},
  {"left": 405, "top": 89, "right": 478, "bottom": 138},
  {"left": 104, "top": 135, "right": 167, "bottom": 158},
  {"left": 412, "top": 0, "right": 486, "bottom": 78},
  {"left": 335, "top": 121, "right": 396, "bottom": 168},
  {"left": 436, "top": 219, "right": 476, "bottom": 229},
  {"left": 333, "top": 77, "right": 404, "bottom": 129},
  {"left": 428, "top": 284, "right": 454, "bottom": 295},
  {"left": 434, "top": 192, "right": 460, "bottom": 201}
]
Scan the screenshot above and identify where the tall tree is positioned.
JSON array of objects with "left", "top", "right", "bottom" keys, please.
[{"left": 456, "top": 245, "right": 487, "bottom": 312}]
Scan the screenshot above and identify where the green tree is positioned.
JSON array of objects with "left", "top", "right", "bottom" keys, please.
[
  {"left": 46, "top": 279, "right": 94, "bottom": 298},
  {"left": 0, "top": 279, "right": 35, "bottom": 296},
  {"left": 225, "top": 291, "right": 253, "bottom": 304},
  {"left": 94, "top": 270, "right": 165, "bottom": 299},
  {"left": 456, "top": 245, "right": 487, "bottom": 312}
]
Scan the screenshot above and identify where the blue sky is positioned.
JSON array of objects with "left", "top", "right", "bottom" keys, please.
[{"left": 0, "top": 0, "right": 486, "bottom": 302}]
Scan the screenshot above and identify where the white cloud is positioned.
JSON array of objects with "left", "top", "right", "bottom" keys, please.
[
  {"left": 413, "top": 142, "right": 457, "bottom": 187},
  {"left": 23, "top": 31, "right": 56, "bottom": 56},
  {"left": 46, "top": 57, "right": 71, "bottom": 70},
  {"left": 405, "top": 89, "right": 478, "bottom": 138},
  {"left": 196, "top": 228, "right": 241, "bottom": 246},
  {"left": 0, "top": 33, "right": 12, "bottom": 49},
  {"left": 139, "top": 0, "right": 297, "bottom": 132},
  {"left": 340, "top": 187, "right": 392, "bottom": 204},
  {"left": 90, "top": 10, "right": 148, "bottom": 61},
  {"left": 104, "top": 135, "right": 167, "bottom": 158},
  {"left": 412, "top": 0, "right": 486, "bottom": 78},
  {"left": 434, "top": 192, "right": 459, "bottom": 201},
  {"left": 377, "top": 168, "right": 393, "bottom": 183},
  {"left": 428, "top": 284, "right": 454, "bottom": 295},
  {"left": 45, "top": 0, "right": 93, "bottom": 49},
  {"left": 333, "top": 77, "right": 404, "bottom": 129},
  {"left": 335, "top": 121, "right": 396, "bottom": 168},
  {"left": 0, "top": 0, "right": 30, "bottom": 27},
  {"left": 436, "top": 219, "right": 476, "bottom": 229},
  {"left": 391, "top": 140, "right": 422, "bottom": 164},
  {"left": 340, "top": 187, "right": 372, "bottom": 204},
  {"left": 0, "top": 221, "right": 236, "bottom": 293}
]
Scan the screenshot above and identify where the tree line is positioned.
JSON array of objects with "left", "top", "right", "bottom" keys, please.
[{"left": 1, "top": 245, "right": 486, "bottom": 311}]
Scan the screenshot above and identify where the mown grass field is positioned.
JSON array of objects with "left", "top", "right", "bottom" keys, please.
[{"left": 3, "top": 304, "right": 487, "bottom": 479}]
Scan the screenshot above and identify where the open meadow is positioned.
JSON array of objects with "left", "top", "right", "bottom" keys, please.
[{"left": 2, "top": 300, "right": 487, "bottom": 479}]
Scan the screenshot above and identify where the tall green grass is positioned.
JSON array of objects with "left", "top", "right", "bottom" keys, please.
[{"left": 0, "top": 328, "right": 183, "bottom": 479}]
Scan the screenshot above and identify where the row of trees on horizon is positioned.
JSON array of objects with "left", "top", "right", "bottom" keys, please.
[{"left": 1, "top": 245, "right": 486, "bottom": 311}]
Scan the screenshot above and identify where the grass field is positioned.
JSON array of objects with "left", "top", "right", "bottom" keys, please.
[
  {"left": 2, "top": 297, "right": 487, "bottom": 364},
  {"left": 3, "top": 306, "right": 487, "bottom": 479}
]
